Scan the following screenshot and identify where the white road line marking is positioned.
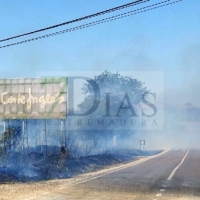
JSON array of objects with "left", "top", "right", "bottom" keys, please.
[{"left": 167, "top": 149, "right": 190, "bottom": 181}]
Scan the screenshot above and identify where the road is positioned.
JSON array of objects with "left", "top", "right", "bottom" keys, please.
[{"left": 3, "top": 149, "right": 200, "bottom": 200}]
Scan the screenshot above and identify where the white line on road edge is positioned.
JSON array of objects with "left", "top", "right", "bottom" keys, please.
[{"left": 167, "top": 149, "right": 190, "bottom": 181}]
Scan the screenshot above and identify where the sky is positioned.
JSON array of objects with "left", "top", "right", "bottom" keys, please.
[{"left": 0, "top": 0, "right": 200, "bottom": 106}]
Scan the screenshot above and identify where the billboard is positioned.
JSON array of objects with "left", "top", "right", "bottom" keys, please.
[{"left": 0, "top": 77, "right": 67, "bottom": 119}]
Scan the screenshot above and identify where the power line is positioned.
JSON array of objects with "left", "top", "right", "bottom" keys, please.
[
  {"left": 0, "top": 0, "right": 149, "bottom": 42},
  {"left": 0, "top": 0, "right": 182, "bottom": 49}
]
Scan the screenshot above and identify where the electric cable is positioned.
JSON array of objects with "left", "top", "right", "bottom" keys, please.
[
  {"left": 0, "top": 0, "right": 149, "bottom": 42},
  {"left": 0, "top": 0, "right": 182, "bottom": 49}
]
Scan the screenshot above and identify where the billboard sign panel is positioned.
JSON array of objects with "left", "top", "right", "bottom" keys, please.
[{"left": 0, "top": 77, "right": 67, "bottom": 119}]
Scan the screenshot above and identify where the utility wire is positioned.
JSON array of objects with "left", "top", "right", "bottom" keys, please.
[
  {"left": 0, "top": 0, "right": 149, "bottom": 42},
  {"left": 0, "top": 0, "right": 182, "bottom": 49}
]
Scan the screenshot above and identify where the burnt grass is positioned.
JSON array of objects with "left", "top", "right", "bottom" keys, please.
[{"left": 0, "top": 149, "right": 161, "bottom": 183}]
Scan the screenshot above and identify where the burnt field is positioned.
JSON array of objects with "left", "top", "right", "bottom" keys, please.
[{"left": 0, "top": 149, "right": 161, "bottom": 183}]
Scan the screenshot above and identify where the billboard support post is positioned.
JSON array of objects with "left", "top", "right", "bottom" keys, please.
[
  {"left": 3, "top": 119, "right": 6, "bottom": 165},
  {"left": 64, "top": 120, "right": 66, "bottom": 148},
  {"left": 3, "top": 120, "right": 5, "bottom": 132},
  {"left": 40, "top": 120, "right": 43, "bottom": 154},
  {"left": 60, "top": 119, "right": 64, "bottom": 146},
  {"left": 40, "top": 119, "right": 47, "bottom": 155},
  {"left": 22, "top": 119, "right": 24, "bottom": 152},
  {"left": 44, "top": 119, "right": 47, "bottom": 156},
  {"left": 25, "top": 119, "right": 28, "bottom": 154}
]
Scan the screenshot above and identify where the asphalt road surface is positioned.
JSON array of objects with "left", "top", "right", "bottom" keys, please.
[{"left": 27, "top": 149, "right": 200, "bottom": 200}]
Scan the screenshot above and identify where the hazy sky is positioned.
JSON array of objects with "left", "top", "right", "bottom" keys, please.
[{"left": 0, "top": 0, "right": 199, "bottom": 105}]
